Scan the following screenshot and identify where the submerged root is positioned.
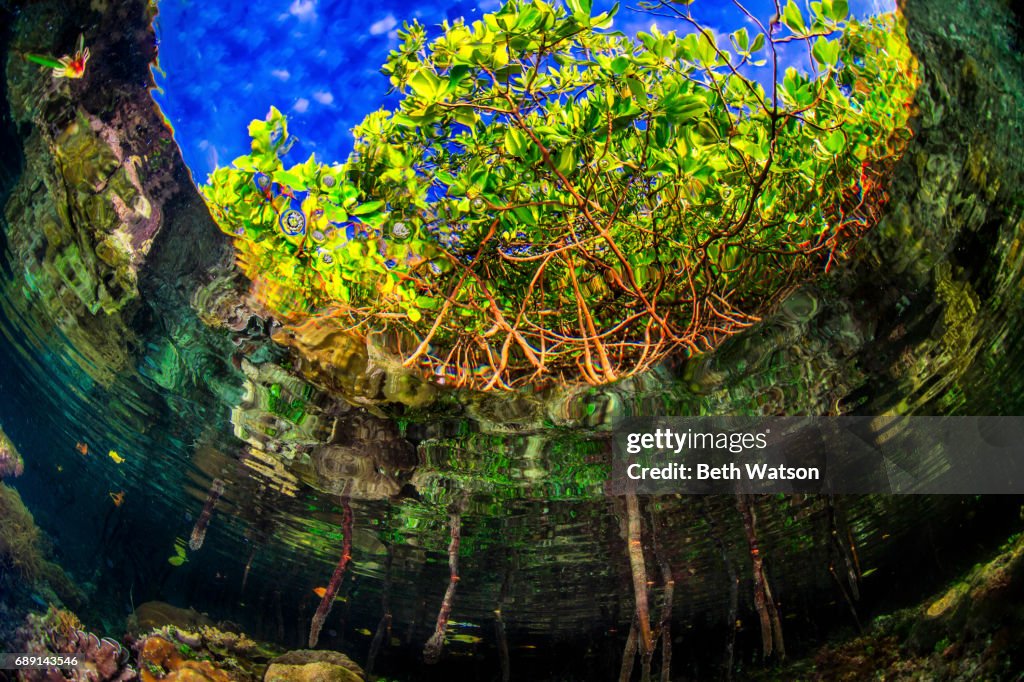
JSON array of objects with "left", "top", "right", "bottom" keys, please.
[
  {"left": 366, "top": 545, "right": 393, "bottom": 679},
  {"left": 423, "top": 502, "right": 463, "bottom": 664},
  {"left": 649, "top": 506, "right": 674, "bottom": 682},
  {"left": 619, "top": 615, "right": 639, "bottom": 682},
  {"left": 625, "top": 493, "right": 653, "bottom": 656},
  {"left": 308, "top": 495, "right": 354, "bottom": 648},
  {"left": 189, "top": 478, "right": 225, "bottom": 551},
  {"left": 737, "top": 494, "right": 785, "bottom": 660}
]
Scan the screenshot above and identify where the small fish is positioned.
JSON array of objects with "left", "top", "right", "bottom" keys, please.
[
  {"left": 75, "top": 442, "right": 88, "bottom": 456},
  {"left": 108, "top": 450, "right": 125, "bottom": 464},
  {"left": 354, "top": 628, "right": 373, "bottom": 637},
  {"left": 449, "top": 621, "right": 481, "bottom": 629},
  {"left": 109, "top": 491, "right": 125, "bottom": 507},
  {"left": 311, "top": 587, "right": 346, "bottom": 602},
  {"left": 57, "top": 465, "right": 63, "bottom": 473}
]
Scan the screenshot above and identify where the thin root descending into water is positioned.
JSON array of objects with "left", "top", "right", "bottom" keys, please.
[
  {"left": 423, "top": 498, "right": 465, "bottom": 664},
  {"left": 737, "top": 494, "right": 785, "bottom": 661},
  {"left": 308, "top": 493, "right": 353, "bottom": 648}
]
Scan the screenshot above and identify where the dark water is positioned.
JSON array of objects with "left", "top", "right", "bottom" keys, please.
[{"left": 1, "top": 0, "right": 1023, "bottom": 680}]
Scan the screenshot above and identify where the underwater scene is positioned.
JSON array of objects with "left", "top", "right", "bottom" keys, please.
[{"left": 1, "top": 0, "right": 1024, "bottom": 679}]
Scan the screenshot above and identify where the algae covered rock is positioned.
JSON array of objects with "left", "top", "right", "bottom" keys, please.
[
  {"left": 263, "top": 650, "right": 363, "bottom": 682},
  {"left": 0, "top": 482, "right": 84, "bottom": 608}
]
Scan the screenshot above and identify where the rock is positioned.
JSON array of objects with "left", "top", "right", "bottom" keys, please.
[
  {"left": 908, "top": 533, "right": 1024, "bottom": 655},
  {"left": 263, "top": 650, "right": 363, "bottom": 682},
  {"left": 128, "top": 601, "right": 215, "bottom": 634}
]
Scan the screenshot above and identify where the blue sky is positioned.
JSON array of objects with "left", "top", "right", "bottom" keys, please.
[{"left": 152, "top": 0, "right": 894, "bottom": 182}]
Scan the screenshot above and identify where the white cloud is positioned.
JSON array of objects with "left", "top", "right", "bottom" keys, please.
[
  {"left": 293, "top": 98, "right": 310, "bottom": 113},
  {"left": 271, "top": 69, "right": 291, "bottom": 81},
  {"left": 289, "top": 0, "right": 317, "bottom": 22},
  {"left": 312, "top": 90, "right": 334, "bottom": 105},
  {"left": 369, "top": 14, "right": 397, "bottom": 36}
]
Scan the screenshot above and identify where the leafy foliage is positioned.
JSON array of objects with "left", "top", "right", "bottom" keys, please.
[
  {"left": 201, "top": 108, "right": 439, "bottom": 319},
  {"left": 203, "top": 0, "right": 919, "bottom": 390}
]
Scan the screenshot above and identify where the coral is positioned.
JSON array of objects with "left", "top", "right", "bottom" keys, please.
[
  {"left": 263, "top": 650, "right": 362, "bottom": 682},
  {"left": 131, "top": 624, "right": 279, "bottom": 682},
  {"left": 136, "top": 636, "right": 229, "bottom": 682},
  {"left": 0, "top": 427, "right": 24, "bottom": 478},
  {"left": 16, "top": 606, "right": 136, "bottom": 681}
]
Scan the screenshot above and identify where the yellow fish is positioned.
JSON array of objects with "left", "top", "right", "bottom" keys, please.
[
  {"left": 108, "top": 450, "right": 125, "bottom": 464},
  {"left": 451, "top": 634, "right": 483, "bottom": 644},
  {"left": 355, "top": 628, "right": 373, "bottom": 637}
]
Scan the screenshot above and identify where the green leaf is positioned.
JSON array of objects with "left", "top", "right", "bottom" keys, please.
[
  {"left": 24, "top": 53, "right": 64, "bottom": 69},
  {"left": 626, "top": 76, "right": 648, "bottom": 105},
  {"left": 554, "top": 147, "right": 576, "bottom": 175},
  {"left": 408, "top": 70, "right": 441, "bottom": 99},
  {"left": 324, "top": 203, "right": 349, "bottom": 222},
  {"left": 782, "top": 1, "right": 807, "bottom": 34},
  {"left": 610, "top": 56, "right": 630, "bottom": 75},
  {"left": 812, "top": 37, "right": 839, "bottom": 67},
  {"left": 350, "top": 200, "right": 385, "bottom": 216},
  {"left": 731, "top": 27, "right": 750, "bottom": 52},
  {"left": 504, "top": 128, "right": 528, "bottom": 157},
  {"left": 696, "top": 29, "right": 719, "bottom": 64},
  {"left": 665, "top": 94, "right": 709, "bottom": 123},
  {"left": 823, "top": 130, "right": 846, "bottom": 154},
  {"left": 274, "top": 169, "right": 306, "bottom": 190},
  {"left": 416, "top": 295, "right": 440, "bottom": 310}
]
